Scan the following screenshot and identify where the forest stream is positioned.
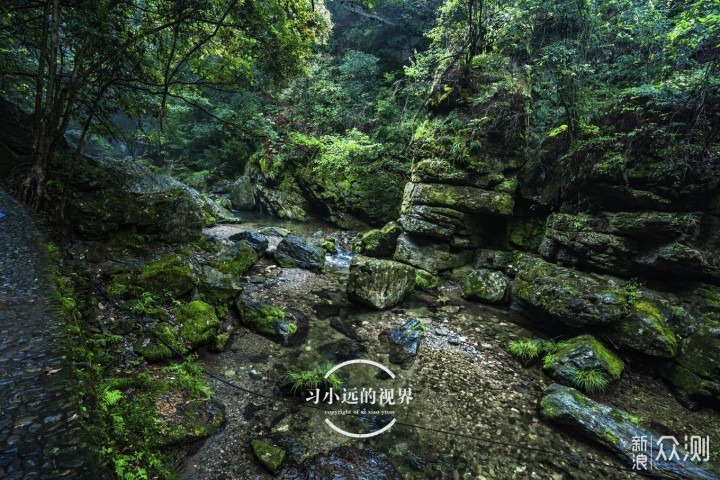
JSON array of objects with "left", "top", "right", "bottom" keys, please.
[{"left": 174, "top": 215, "right": 720, "bottom": 479}]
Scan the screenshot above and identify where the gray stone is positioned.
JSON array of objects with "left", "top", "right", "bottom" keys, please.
[
  {"left": 393, "top": 234, "right": 471, "bottom": 274},
  {"left": 347, "top": 256, "right": 415, "bottom": 310},
  {"left": 461, "top": 269, "right": 509, "bottom": 303},
  {"left": 274, "top": 235, "right": 325, "bottom": 272}
]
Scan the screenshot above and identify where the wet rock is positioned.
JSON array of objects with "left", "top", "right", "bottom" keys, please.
[
  {"left": 356, "top": 221, "right": 401, "bottom": 258},
  {"left": 414, "top": 269, "right": 440, "bottom": 290},
  {"left": 250, "top": 438, "right": 285, "bottom": 472},
  {"left": 513, "top": 257, "right": 678, "bottom": 357},
  {"left": 275, "top": 235, "right": 325, "bottom": 272},
  {"left": 347, "top": 256, "right": 415, "bottom": 310},
  {"left": 236, "top": 299, "right": 298, "bottom": 342},
  {"left": 196, "top": 265, "right": 244, "bottom": 307},
  {"left": 228, "top": 230, "right": 269, "bottom": 255},
  {"left": 291, "top": 446, "right": 401, "bottom": 480},
  {"left": 385, "top": 319, "right": 425, "bottom": 369},
  {"left": 255, "top": 182, "right": 311, "bottom": 221},
  {"left": 542, "top": 335, "right": 624, "bottom": 391},
  {"left": 393, "top": 233, "right": 472, "bottom": 274},
  {"left": 462, "top": 269, "right": 509, "bottom": 304},
  {"left": 318, "top": 338, "right": 367, "bottom": 362},
  {"left": 540, "top": 384, "right": 717, "bottom": 480},
  {"left": 228, "top": 176, "right": 256, "bottom": 210},
  {"left": 607, "top": 301, "right": 678, "bottom": 358}
]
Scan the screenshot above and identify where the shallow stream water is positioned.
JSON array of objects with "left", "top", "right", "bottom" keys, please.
[{"left": 180, "top": 213, "right": 720, "bottom": 479}]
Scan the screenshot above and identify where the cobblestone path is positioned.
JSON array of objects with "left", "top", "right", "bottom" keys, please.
[{"left": 0, "top": 188, "right": 97, "bottom": 479}]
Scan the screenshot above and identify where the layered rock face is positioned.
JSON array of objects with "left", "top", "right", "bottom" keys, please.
[{"left": 384, "top": 151, "right": 720, "bottom": 409}]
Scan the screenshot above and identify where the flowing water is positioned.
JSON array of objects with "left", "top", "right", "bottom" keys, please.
[{"left": 180, "top": 213, "right": 720, "bottom": 479}]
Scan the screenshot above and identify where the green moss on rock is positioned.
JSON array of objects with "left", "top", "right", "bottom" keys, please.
[
  {"left": 462, "top": 269, "right": 509, "bottom": 304},
  {"left": 138, "top": 255, "right": 196, "bottom": 298},
  {"left": 209, "top": 241, "right": 259, "bottom": 276},
  {"left": 250, "top": 439, "right": 286, "bottom": 472},
  {"left": 175, "top": 301, "right": 221, "bottom": 349}
]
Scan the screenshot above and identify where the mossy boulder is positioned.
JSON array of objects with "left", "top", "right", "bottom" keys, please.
[
  {"left": 540, "top": 384, "right": 716, "bottom": 479},
  {"left": 62, "top": 156, "right": 206, "bottom": 241},
  {"left": 137, "top": 255, "right": 197, "bottom": 298},
  {"left": 393, "top": 233, "right": 472, "bottom": 274},
  {"left": 347, "top": 256, "right": 416, "bottom": 310},
  {"left": 543, "top": 335, "right": 624, "bottom": 390},
  {"left": 507, "top": 217, "right": 546, "bottom": 252},
  {"left": 175, "top": 301, "right": 221, "bottom": 349},
  {"left": 209, "top": 241, "right": 259, "bottom": 276},
  {"left": 356, "top": 221, "right": 401, "bottom": 258},
  {"left": 403, "top": 182, "right": 514, "bottom": 216},
  {"left": 228, "top": 176, "right": 256, "bottom": 210},
  {"left": 236, "top": 298, "right": 297, "bottom": 341},
  {"left": 512, "top": 256, "right": 629, "bottom": 326},
  {"left": 196, "top": 265, "right": 244, "bottom": 311},
  {"left": 607, "top": 300, "right": 678, "bottom": 358},
  {"left": 667, "top": 321, "right": 720, "bottom": 406},
  {"left": 462, "top": 269, "right": 509, "bottom": 303},
  {"left": 250, "top": 439, "right": 286, "bottom": 472},
  {"left": 274, "top": 235, "right": 325, "bottom": 272}
]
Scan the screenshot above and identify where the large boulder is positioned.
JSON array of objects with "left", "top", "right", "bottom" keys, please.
[
  {"left": 228, "top": 176, "right": 256, "bottom": 210},
  {"left": 347, "top": 256, "right": 415, "bottom": 310},
  {"left": 462, "top": 269, "right": 510, "bottom": 304},
  {"left": 542, "top": 335, "right": 624, "bottom": 391},
  {"left": 393, "top": 233, "right": 472, "bottom": 274},
  {"left": 540, "top": 384, "right": 716, "bottom": 480},
  {"left": 274, "top": 235, "right": 325, "bottom": 272},
  {"left": 63, "top": 156, "right": 207, "bottom": 241},
  {"left": 512, "top": 256, "right": 630, "bottom": 327},
  {"left": 512, "top": 257, "right": 678, "bottom": 357},
  {"left": 540, "top": 212, "right": 720, "bottom": 282},
  {"left": 667, "top": 316, "right": 720, "bottom": 408}
]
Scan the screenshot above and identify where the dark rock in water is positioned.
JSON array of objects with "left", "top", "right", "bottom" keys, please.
[
  {"left": 540, "top": 384, "right": 718, "bottom": 480},
  {"left": 318, "top": 338, "right": 367, "bottom": 363},
  {"left": 275, "top": 235, "right": 325, "bottom": 272},
  {"left": 384, "top": 319, "right": 425, "bottom": 369},
  {"left": 229, "top": 230, "right": 269, "bottom": 255},
  {"left": 542, "top": 335, "right": 624, "bottom": 392},
  {"left": 347, "top": 255, "right": 415, "bottom": 310},
  {"left": 313, "top": 303, "right": 343, "bottom": 319},
  {"left": 250, "top": 438, "right": 286, "bottom": 472},
  {"left": 286, "top": 446, "right": 401, "bottom": 480}
]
